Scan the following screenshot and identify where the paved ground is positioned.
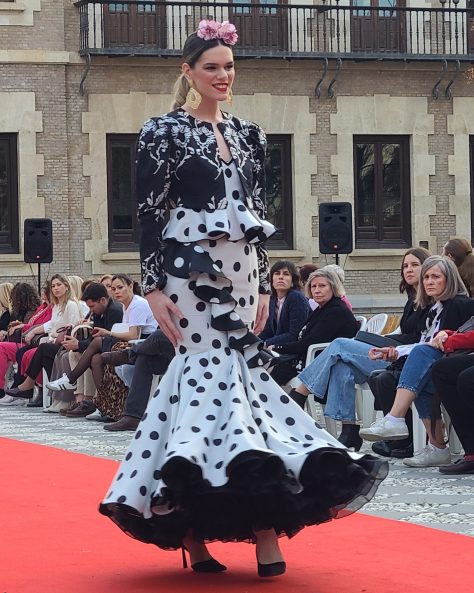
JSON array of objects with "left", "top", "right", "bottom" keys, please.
[{"left": 1, "top": 405, "right": 473, "bottom": 537}]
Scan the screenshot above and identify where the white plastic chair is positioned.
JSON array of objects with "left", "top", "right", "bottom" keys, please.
[
  {"left": 354, "top": 313, "right": 389, "bottom": 427},
  {"left": 412, "top": 403, "right": 463, "bottom": 455}
]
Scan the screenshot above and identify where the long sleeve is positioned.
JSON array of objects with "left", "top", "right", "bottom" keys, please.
[
  {"left": 43, "top": 301, "right": 82, "bottom": 337},
  {"left": 263, "top": 292, "right": 311, "bottom": 347},
  {"left": 136, "top": 118, "right": 172, "bottom": 294}
]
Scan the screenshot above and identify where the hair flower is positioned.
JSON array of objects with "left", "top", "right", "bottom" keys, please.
[{"left": 197, "top": 19, "right": 238, "bottom": 46}]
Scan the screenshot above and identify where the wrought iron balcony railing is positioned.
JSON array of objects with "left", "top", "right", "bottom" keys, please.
[{"left": 74, "top": 1, "right": 474, "bottom": 61}]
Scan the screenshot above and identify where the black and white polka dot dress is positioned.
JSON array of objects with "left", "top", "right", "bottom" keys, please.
[{"left": 100, "top": 160, "right": 387, "bottom": 550}]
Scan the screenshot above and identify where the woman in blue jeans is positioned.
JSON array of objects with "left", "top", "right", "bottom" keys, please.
[
  {"left": 360, "top": 256, "right": 474, "bottom": 467},
  {"left": 288, "top": 248, "right": 431, "bottom": 450}
]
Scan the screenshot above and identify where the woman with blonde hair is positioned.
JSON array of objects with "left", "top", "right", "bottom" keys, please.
[
  {"left": 0, "top": 283, "right": 14, "bottom": 340},
  {"left": 6, "top": 274, "right": 82, "bottom": 401}
]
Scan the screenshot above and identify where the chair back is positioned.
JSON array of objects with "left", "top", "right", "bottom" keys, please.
[
  {"left": 355, "top": 315, "right": 367, "bottom": 331},
  {"left": 365, "top": 313, "right": 388, "bottom": 335}
]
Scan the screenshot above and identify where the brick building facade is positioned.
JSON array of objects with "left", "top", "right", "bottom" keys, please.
[{"left": 1, "top": 1, "right": 473, "bottom": 309}]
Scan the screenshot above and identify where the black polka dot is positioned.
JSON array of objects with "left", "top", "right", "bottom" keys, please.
[
  {"left": 134, "top": 430, "right": 142, "bottom": 440},
  {"left": 188, "top": 379, "right": 197, "bottom": 387},
  {"left": 117, "top": 495, "right": 126, "bottom": 503},
  {"left": 232, "top": 398, "right": 241, "bottom": 404},
  {"left": 169, "top": 294, "right": 179, "bottom": 303},
  {"left": 212, "top": 339, "right": 222, "bottom": 349},
  {"left": 204, "top": 372, "right": 212, "bottom": 379},
  {"left": 199, "top": 358, "right": 209, "bottom": 367},
  {"left": 212, "top": 356, "right": 220, "bottom": 364},
  {"left": 234, "top": 428, "right": 243, "bottom": 435},
  {"left": 255, "top": 418, "right": 262, "bottom": 426},
  {"left": 232, "top": 190, "right": 240, "bottom": 199},
  {"left": 249, "top": 295, "right": 255, "bottom": 305},
  {"left": 117, "top": 472, "right": 123, "bottom": 481},
  {"left": 139, "top": 486, "right": 147, "bottom": 496},
  {"left": 220, "top": 422, "right": 228, "bottom": 431},
  {"left": 248, "top": 426, "right": 256, "bottom": 434},
  {"left": 225, "top": 168, "right": 232, "bottom": 178},
  {"left": 142, "top": 450, "right": 151, "bottom": 459},
  {"left": 233, "top": 262, "right": 241, "bottom": 272},
  {"left": 206, "top": 414, "right": 216, "bottom": 420},
  {"left": 213, "top": 439, "right": 222, "bottom": 445},
  {"left": 244, "top": 245, "right": 250, "bottom": 255},
  {"left": 213, "top": 399, "right": 222, "bottom": 407},
  {"left": 265, "top": 410, "right": 273, "bottom": 418},
  {"left": 260, "top": 373, "right": 270, "bottom": 382},
  {"left": 238, "top": 297, "right": 246, "bottom": 307},
  {"left": 158, "top": 412, "right": 167, "bottom": 421},
  {"left": 303, "top": 443, "right": 311, "bottom": 448},
  {"left": 184, "top": 227, "right": 190, "bottom": 236},
  {"left": 183, "top": 366, "right": 191, "bottom": 374},
  {"left": 179, "top": 318, "right": 189, "bottom": 328},
  {"left": 179, "top": 345, "right": 187, "bottom": 354},
  {"left": 153, "top": 470, "right": 162, "bottom": 480},
  {"left": 191, "top": 333, "right": 201, "bottom": 343},
  {"left": 190, "top": 400, "right": 199, "bottom": 406},
  {"left": 150, "top": 431, "right": 159, "bottom": 440},
  {"left": 176, "top": 210, "right": 185, "bottom": 220},
  {"left": 215, "top": 461, "right": 223, "bottom": 469},
  {"left": 215, "top": 259, "right": 223, "bottom": 268},
  {"left": 191, "top": 426, "right": 200, "bottom": 433},
  {"left": 280, "top": 395, "right": 290, "bottom": 404},
  {"left": 230, "top": 443, "right": 237, "bottom": 451},
  {"left": 262, "top": 432, "right": 268, "bottom": 440},
  {"left": 196, "top": 386, "right": 205, "bottom": 393},
  {"left": 238, "top": 204, "right": 246, "bottom": 212},
  {"left": 196, "top": 301, "right": 206, "bottom": 312},
  {"left": 259, "top": 393, "right": 268, "bottom": 402},
  {"left": 270, "top": 426, "right": 278, "bottom": 433},
  {"left": 252, "top": 400, "right": 260, "bottom": 408},
  {"left": 218, "top": 382, "right": 227, "bottom": 390},
  {"left": 290, "top": 436, "right": 299, "bottom": 443},
  {"left": 130, "top": 470, "right": 137, "bottom": 478},
  {"left": 253, "top": 269, "right": 258, "bottom": 278},
  {"left": 198, "top": 224, "right": 207, "bottom": 233},
  {"left": 305, "top": 434, "right": 314, "bottom": 441},
  {"left": 170, "top": 395, "right": 178, "bottom": 404},
  {"left": 142, "top": 412, "right": 147, "bottom": 421},
  {"left": 125, "top": 452, "right": 132, "bottom": 461}
]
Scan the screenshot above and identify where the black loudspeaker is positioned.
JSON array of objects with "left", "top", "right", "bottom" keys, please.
[
  {"left": 24, "top": 218, "right": 53, "bottom": 263},
  {"left": 319, "top": 202, "right": 353, "bottom": 254}
]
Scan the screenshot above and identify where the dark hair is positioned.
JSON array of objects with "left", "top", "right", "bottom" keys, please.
[
  {"left": 81, "top": 278, "right": 95, "bottom": 294},
  {"left": 443, "top": 237, "right": 474, "bottom": 296},
  {"left": 82, "top": 282, "right": 108, "bottom": 303},
  {"left": 111, "top": 274, "right": 142, "bottom": 296},
  {"left": 172, "top": 34, "right": 233, "bottom": 109},
  {"left": 269, "top": 260, "right": 300, "bottom": 295},
  {"left": 10, "top": 283, "right": 41, "bottom": 319},
  {"left": 41, "top": 280, "right": 51, "bottom": 303},
  {"left": 399, "top": 247, "right": 431, "bottom": 296},
  {"left": 298, "top": 263, "right": 318, "bottom": 287}
]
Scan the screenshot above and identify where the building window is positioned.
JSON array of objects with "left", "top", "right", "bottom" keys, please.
[
  {"left": 266, "top": 135, "right": 293, "bottom": 249},
  {"left": 106, "top": 133, "right": 294, "bottom": 252},
  {"left": 470, "top": 136, "right": 474, "bottom": 246},
  {"left": 353, "top": 135, "right": 411, "bottom": 248},
  {"left": 0, "top": 134, "right": 19, "bottom": 254},
  {"left": 107, "top": 134, "right": 138, "bottom": 252}
]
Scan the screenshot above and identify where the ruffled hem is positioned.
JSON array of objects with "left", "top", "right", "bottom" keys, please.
[
  {"left": 99, "top": 448, "right": 387, "bottom": 550},
  {"left": 162, "top": 201, "right": 276, "bottom": 245}
]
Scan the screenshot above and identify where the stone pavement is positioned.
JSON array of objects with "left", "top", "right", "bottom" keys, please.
[{"left": 1, "top": 405, "right": 473, "bottom": 537}]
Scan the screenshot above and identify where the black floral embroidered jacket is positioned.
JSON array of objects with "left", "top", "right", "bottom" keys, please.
[{"left": 136, "top": 108, "right": 271, "bottom": 294}]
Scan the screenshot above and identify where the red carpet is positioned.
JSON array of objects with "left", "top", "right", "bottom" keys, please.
[{"left": 1, "top": 437, "right": 473, "bottom": 593}]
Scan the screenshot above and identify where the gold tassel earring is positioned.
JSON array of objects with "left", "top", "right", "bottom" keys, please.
[
  {"left": 186, "top": 81, "right": 202, "bottom": 110},
  {"left": 227, "top": 87, "right": 233, "bottom": 106}
]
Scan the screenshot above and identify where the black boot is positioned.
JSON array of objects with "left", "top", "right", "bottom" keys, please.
[
  {"left": 338, "top": 424, "right": 363, "bottom": 452},
  {"left": 288, "top": 388, "right": 307, "bottom": 409},
  {"left": 27, "top": 388, "right": 43, "bottom": 408}
]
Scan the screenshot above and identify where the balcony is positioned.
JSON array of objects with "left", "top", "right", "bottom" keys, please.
[{"left": 74, "top": 1, "right": 474, "bottom": 61}]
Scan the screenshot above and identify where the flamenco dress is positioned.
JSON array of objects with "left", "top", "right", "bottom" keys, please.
[{"left": 99, "top": 159, "right": 388, "bottom": 549}]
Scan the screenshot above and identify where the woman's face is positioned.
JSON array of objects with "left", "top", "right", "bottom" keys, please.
[
  {"left": 272, "top": 268, "right": 293, "bottom": 295},
  {"left": 402, "top": 254, "right": 423, "bottom": 287},
  {"left": 310, "top": 276, "right": 334, "bottom": 307},
  {"left": 423, "top": 265, "right": 447, "bottom": 300},
  {"left": 184, "top": 45, "right": 235, "bottom": 104},
  {"left": 441, "top": 243, "right": 454, "bottom": 261},
  {"left": 51, "top": 279, "right": 67, "bottom": 301},
  {"left": 111, "top": 278, "right": 133, "bottom": 303},
  {"left": 101, "top": 278, "right": 113, "bottom": 297}
]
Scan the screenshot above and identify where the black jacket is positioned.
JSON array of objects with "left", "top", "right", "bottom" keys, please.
[
  {"left": 273, "top": 296, "right": 359, "bottom": 361},
  {"left": 77, "top": 299, "right": 123, "bottom": 353},
  {"left": 258, "top": 289, "right": 311, "bottom": 347},
  {"left": 136, "top": 109, "right": 270, "bottom": 295},
  {"left": 438, "top": 295, "right": 474, "bottom": 331}
]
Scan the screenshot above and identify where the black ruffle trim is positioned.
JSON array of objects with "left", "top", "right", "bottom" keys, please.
[{"left": 99, "top": 448, "right": 388, "bottom": 550}]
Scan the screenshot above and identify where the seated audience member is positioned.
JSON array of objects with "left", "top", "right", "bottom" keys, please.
[
  {"left": 98, "top": 329, "right": 175, "bottom": 431},
  {"left": 0, "top": 283, "right": 41, "bottom": 400},
  {"left": 0, "top": 283, "right": 14, "bottom": 338},
  {"left": 442, "top": 237, "right": 474, "bottom": 296},
  {"left": 431, "top": 332, "right": 474, "bottom": 474},
  {"left": 46, "top": 274, "right": 157, "bottom": 417},
  {"left": 321, "top": 264, "right": 353, "bottom": 311},
  {"left": 67, "top": 275, "right": 90, "bottom": 317},
  {"left": 100, "top": 274, "right": 114, "bottom": 298},
  {"left": 286, "top": 248, "right": 431, "bottom": 451},
  {"left": 6, "top": 274, "right": 83, "bottom": 400},
  {"left": 258, "top": 260, "right": 311, "bottom": 347},
  {"left": 270, "top": 268, "right": 358, "bottom": 386},
  {"left": 45, "top": 282, "right": 123, "bottom": 414},
  {"left": 298, "top": 263, "right": 318, "bottom": 292},
  {"left": 360, "top": 256, "right": 474, "bottom": 467},
  {"left": 0, "top": 282, "right": 52, "bottom": 406}
]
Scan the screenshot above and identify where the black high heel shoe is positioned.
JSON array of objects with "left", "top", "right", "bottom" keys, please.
[
  {"left": 257, "top": 560, "right": 286, "bottom": 578},
  {"left": 181, "top": 547, "right": 227, "bottom": 573}
]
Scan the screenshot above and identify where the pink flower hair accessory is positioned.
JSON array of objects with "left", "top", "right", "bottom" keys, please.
[{"left": 197, "top": 19, "right": 238, "bottom": 46}]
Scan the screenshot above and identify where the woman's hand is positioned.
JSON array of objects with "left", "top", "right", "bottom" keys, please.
[
  {"left": 254, "top": 294, "right": 270, "bottom": 335},
  {"left": 8, "top": 322, "right": 24, "bottom": 335},
  {"left": 92, "top": 327, "right": 110, "bottom": 338},
  {"left": 23, "top": 331, "right": 34, "bottom": 345},
  {"left": 430, "top": 330, "right": 448, "bottom": 351},
  {"left": 145, "top": 289, "right": 184, "bottom": 348},
  {"left": 368, "top": 346, "right": 398, "bottom": 361}
]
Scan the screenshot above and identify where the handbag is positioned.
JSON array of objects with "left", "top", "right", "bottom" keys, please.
[{"left": 54, "top": 325, "right": 73, "bottom": 346}]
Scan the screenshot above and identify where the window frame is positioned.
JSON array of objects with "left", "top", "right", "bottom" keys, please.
[
  {"left": 0, "top": 133, "right": 19, "bottom": 254},
  {"left": 106, "top": 133, "right": 139, "bottom": 252},
  {"left": 266, "top": 134, "right": 293, "bottom": 250},
  {"left": 353, "top": 134, "right": 411, "bottom": 249}
]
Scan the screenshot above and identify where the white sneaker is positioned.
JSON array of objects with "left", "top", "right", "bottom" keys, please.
[
  {"left": 42, "top": 399, "right": 70, "bottom": 414},
  {"left": 359, "top": 416, "right": 409, "bottom": 441},
  {"left": 403, "top": 446, "right": 451, "bottom": 468},
  {"left": 86, "top": 409, "right": 109, "bottom": 421},
  {"left": 46, "top": 373, "right": 77, "bottom": 391},
  {"left": 0, "top": 395, "right": 26, "bottom": 407}
]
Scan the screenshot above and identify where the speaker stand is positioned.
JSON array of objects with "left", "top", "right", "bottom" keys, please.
[
  {"left": 335, "top": 253, "right": 340, "bottom": 266},
  {"left": 37, "top": 263, "right": 41, "bottom": 294}
]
